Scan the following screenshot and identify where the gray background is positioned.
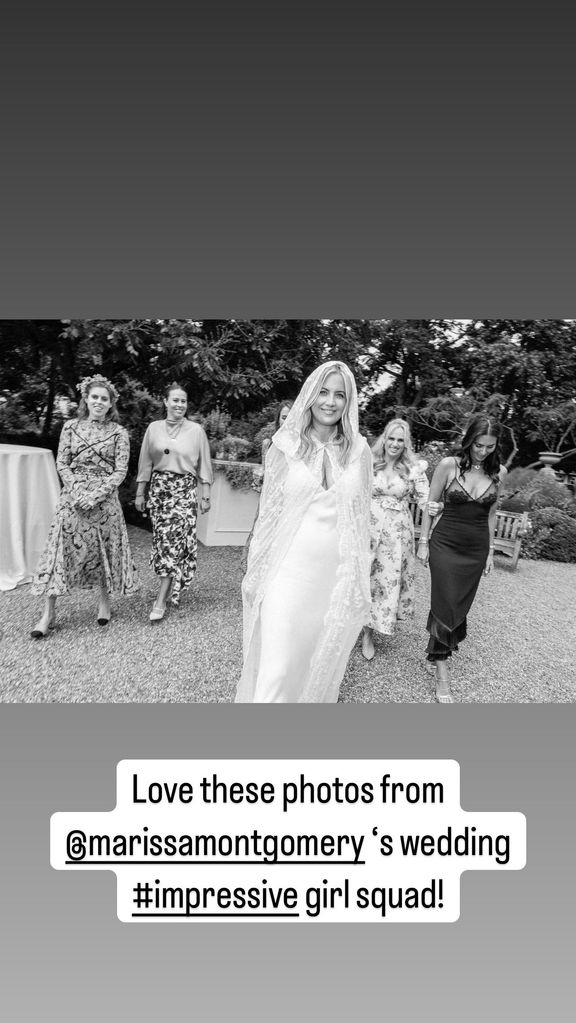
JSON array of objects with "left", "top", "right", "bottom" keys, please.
[
  {"left": 1, "top": 2, "right": 575, "bottom": 1020},
  {"left": 1, "top": 706, "right": 573, "bottom": 1022}
]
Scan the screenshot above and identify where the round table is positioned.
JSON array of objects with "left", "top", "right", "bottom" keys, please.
[{"left": 0, "top": 444, "right": 60, "bottom": 590}]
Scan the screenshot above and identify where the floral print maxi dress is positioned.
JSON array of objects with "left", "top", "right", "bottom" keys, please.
[
  {"left": 368, "top": 461, "right": 429, "bottom": 635},
  {"left": 32, "top": 419, "right": 139, "bottom": 596}
]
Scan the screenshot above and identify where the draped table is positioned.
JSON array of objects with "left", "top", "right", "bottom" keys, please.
[{"left": 0, "top": 444, "right": 60, "bottom": 590}]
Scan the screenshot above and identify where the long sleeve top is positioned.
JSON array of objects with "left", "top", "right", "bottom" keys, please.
[
  {"left": 56, "top": 419, "right": 130, "bottom": 506},
  {"left": 136, "top": 419, "right": 213, "bottom": 485}
]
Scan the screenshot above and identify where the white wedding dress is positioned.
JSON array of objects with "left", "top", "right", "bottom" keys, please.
[
  {"left": 254, "top": 485, "right": 340, "bottom": 701},
  {"left": 236, "top": 414, "right": 372, "bottom": 702}
]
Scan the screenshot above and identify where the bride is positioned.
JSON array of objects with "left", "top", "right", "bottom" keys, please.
[{"left": 235, "top": 361, "right": 372, "bottom": 703}]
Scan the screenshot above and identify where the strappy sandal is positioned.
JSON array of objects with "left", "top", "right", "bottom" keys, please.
[{"left": 435, "top": 679, "right": 454, "bottom": 704}]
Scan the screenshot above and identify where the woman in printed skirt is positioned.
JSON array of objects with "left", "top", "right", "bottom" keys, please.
[
  {"left": 30, "top": 374, "right": 139, "bottom": 637},
  {"left": 135, "top": 383, "right": 213, "bottom": 621}
]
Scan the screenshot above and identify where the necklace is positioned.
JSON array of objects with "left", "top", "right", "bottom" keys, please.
[
  {"left": 471, "top": 462, "right": 484, "bottom": 471},
  {"left": 165, "top": 419, "right": 184, "bottom": 440}
]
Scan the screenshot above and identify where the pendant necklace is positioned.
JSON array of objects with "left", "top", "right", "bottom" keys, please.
[
  {"left": 165, "top": 419, "right": 184, "bottom": 440},
  {"left": 164, "top": 418, "right": 184, "bottom": 453}
]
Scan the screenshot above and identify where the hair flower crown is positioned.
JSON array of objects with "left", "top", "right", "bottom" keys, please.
[{"left": 77, "top": 374, "right": 119, "bottom": 401}]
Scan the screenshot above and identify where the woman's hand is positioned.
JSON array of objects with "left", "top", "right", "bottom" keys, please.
[
  {"left": 200, "top": 495, "right": 211, "bottom": 515},
  {"left": 134, "top": 493, "right": 147, "bottom": 514},
  {"left": 416, "top": 540, "right": 429, "bottom": 566},
  {"left": 75, "top": 493, "right": 94, "bottom": 512},
  {"left": 427, "top": 501, "right": 443, "bottom": 517},
  {"left": 483, "top": 552, "right": 494, "bottom": 576}
]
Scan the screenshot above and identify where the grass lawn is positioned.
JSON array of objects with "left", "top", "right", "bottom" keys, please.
[{"left": 1, "top": 525, "right": 574, "bottom": 703}]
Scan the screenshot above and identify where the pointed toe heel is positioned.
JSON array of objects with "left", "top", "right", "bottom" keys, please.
[
  {"left": 30, "top": 615, "right": 55, "bottom": 639},
  {"left": 149, "top": 604, "right": 166, "bottom": 623}
]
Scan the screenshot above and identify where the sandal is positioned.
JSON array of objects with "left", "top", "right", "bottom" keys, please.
[{"left": 435, "top": 679, "right": 454, "bottom": 704}]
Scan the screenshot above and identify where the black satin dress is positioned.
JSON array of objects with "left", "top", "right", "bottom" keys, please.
[{"left": 426, "top": 469, "right": 498, "bottom": 660}]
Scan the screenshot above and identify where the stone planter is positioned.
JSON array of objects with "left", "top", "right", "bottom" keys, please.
[
  {"left": 538, "top": 451, "right": 561, "bottom": 469},
  {"left": 197, "top": 460, "right": 260, "bottom": 547}
]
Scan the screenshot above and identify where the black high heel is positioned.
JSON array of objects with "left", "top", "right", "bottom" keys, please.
[
  {"left": 30, "top": 615, "right": 55, "bottom": 639},
  {"left": 97, "top": 599, "right": 111, "bottom": 626}
]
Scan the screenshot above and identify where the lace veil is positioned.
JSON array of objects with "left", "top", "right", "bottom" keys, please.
[{"left": 237, "top": 361, "right": 372, "bottom": 702}]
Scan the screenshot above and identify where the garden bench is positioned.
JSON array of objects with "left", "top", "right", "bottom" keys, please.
[{"left": 408, "top": 502, "right": 529, "bottom": 571}]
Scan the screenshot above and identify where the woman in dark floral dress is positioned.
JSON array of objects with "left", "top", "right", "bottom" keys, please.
[
  {"left": 135, "top": 384, "right": 213, "bottom": 622},
  {"left": 30, "top": 375, "right": 139, "bottom": 637}
]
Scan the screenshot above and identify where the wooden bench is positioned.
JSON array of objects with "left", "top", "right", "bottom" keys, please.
[
  {"left": 408, "top": 502, "right": 529, "bottom": 571},
  {"left": 493, "top": 510, "right": 529, "bottom": 570}
]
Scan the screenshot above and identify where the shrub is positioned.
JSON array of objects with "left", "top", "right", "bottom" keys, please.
[
  {"left": 500, "top": 467, "right": 571, "bottom": 513},
  {"left": 218, "top": 462, "right": 262, "bottom": 491},
  {"left": 521, "top": 507, "right": 576, "bottom": 563},
  {"left": 416, "top": 441, "right": 453, "bottom": 481}
]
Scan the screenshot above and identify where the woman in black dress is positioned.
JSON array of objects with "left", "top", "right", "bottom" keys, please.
[{"left": 416, "top": 415, "right": 507, "bottom": 703}]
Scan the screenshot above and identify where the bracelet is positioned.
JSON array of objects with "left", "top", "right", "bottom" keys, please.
[{"left": 418, "top": 538, "right": 428, "bottom": 544}]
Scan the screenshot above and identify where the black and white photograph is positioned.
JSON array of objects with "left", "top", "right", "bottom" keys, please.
[{"left": 1, "top": 318, "right": 574, "bottom": 704}]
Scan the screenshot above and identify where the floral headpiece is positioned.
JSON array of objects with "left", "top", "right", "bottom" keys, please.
[{"left": 77, "top": 374, "right": 119, "bottom": 401}]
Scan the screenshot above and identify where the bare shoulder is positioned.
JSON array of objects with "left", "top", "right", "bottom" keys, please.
[
  {"left": 498, "top": 464, "right": 508, "bottom": 482},
  {"left": 433, "top": 456, "right": 455, "bottom": 479}
]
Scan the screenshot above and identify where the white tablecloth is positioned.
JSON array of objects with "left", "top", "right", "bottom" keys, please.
[{"left": 0, "top": 444, "right": 61, "bottom": 590}]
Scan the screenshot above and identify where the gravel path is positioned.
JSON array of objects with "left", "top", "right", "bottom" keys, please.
[{"left": 1, "top": 526, "right": 574, "bottom": 703}]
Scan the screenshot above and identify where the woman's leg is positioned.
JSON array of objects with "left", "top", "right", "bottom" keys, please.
[
  {"left": 156, "top": 576, "right": 173, "bottom": 607},
  {"left": 31, "top": 595, "right": 57, "bottom": 638},
  {"left": 97, "top": 585, "right": 111, "bottom": 625},
  {"left": 435, "top": 656, "right": 454, "bottom": 703},
  {"left": 361, "top": 626, "right": 375, "bottom": 660},
  {"left": 149, "top": 575, "right": 173, "bottom": 621}
]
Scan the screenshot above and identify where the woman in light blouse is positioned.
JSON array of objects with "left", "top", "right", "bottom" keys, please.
[{"left": 135, "top": 383, "right": 213, "bottom": 621}]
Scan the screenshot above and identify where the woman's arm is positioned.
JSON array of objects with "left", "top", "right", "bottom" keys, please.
[
  {"left": 484, "top": 466, "right": 507, "bottom": 575},
  {"left": 196, "top": 426, "right": 213, "bottom": 515},
  {"left": 83, "top": 429, "right": 130, "bottom": 508},
  {"left": 415, "top": 458, "right": 452, "bottom": 566},
  {"left": 411, "top": 463, "right": 431, "bottom": 509},
  {"left": 135, "top": 425, "right": 153, "bottom": 512},
  {"left": 55, "top": 423, "right": 76, "bottom": 490}
]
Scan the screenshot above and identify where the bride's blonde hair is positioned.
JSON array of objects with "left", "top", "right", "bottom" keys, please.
[{"left": 297, "top": 362, "right": 356, "bottom": 467}]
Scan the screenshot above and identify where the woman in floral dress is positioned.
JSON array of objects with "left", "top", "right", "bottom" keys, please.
[
  {"left": 361, "top": 419, "right": 434, "bottom": 661},
  {"left": 30, "top": 375, "right": 139, "bottom": 637}
]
